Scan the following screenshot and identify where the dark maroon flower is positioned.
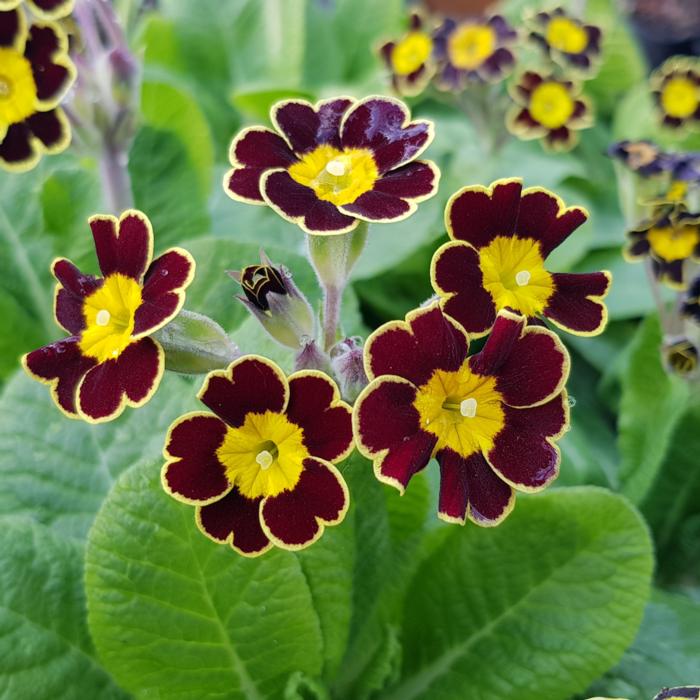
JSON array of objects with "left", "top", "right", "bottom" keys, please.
[
  {"left": 353, "top": 304, "right": 570, "bottom": 526},
  {"left": 22, "top": 210, "right": 195, "bottom": 422},
  {"left": 223, "top": 95, "right": 439, "bottom": 235},
  {"left": 162, "top": 357, "right": 353, "bottom": 556},
  {"left": 431, "top": 179, "right": 611, "bottom": 337},
  {"left": 0, "top": 9, "right": 75, "bottom": 170},
  {"left": 607, "top": 140, "right": 674, "bottom": 177}
]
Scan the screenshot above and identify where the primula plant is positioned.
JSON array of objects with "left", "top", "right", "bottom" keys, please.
[{"left": 0, "top": 2, "right": 699, "bottom": 700}]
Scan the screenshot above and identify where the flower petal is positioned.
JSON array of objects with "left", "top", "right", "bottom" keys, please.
[
  {"left": 372, "top": 160, "right": 439, "bottom": 199},
  {"left": 224, "top": 126, "right": 296, "bottom": 204},
  {"left": 365, "top": 303, "right": 469, "bottom": 385},
  {"left": 353, "top": 376, "right": 436, "bottom": 493},
  {"left": 260, "top": 457, "right": 349, "bottom": 550},
  {"left": 0, "top": 8, "right": 24, "bottom": 49},
  {"left": 51, "top": 258, "right": 101, "bottom": 334},
  {"left": 132, "top": 247, "right": 195, "bottom": 336},
  {"left": 161, "top": 412, "right": 231, "bottom": 504},
  {"left": 445, "top": 178, "right": 522, "bottom": 247},
  {"left": 271, "top": 97, "right": 353, "bottom": 153},
  {"left": 26, "top": 108, "right": 70, "bottom": 154},
  {"left": 340, "top": 189, "right": 412, "bottom": 222},
  {"left": 261, "top": 169, "right": 357, "bottom": 235},
  {"left": 198, "top": 355, "right": 289, "bottom": 428},
  {"left": 26, "top": 0, "right": 74, "bottom": 19},
  {"left": 516, "top": 187, "right": 588, "bottom": 257},
  {"left": 544, "top": 271, "right": 611, "bottom": 336},
  {"left": 469, "top": 311, "right": 569, "bottom": 408},
  {"left": 0, "top": 123, "right": 37, "bottom": 171},
  {"left": 286, "top": 370, "right": 353, "bottom": 463},
  {"left": 22, "top": 336, "right": 96, "bottom": 418},
  {"left": 196, "top": 488, "right": 271, "bottom": 557},
  {"left": 486, "top": 392, "right": 569, "bottom": 491},
  {"left": 88, "top": 209, "right": 154, "bottom": 281},
  {"left": 431, "top": 241, "right": 497, "bottom": 336},
  {"left": 26, "top": 23, "right": 74, "bottom": 107},
  {"left": 437, "top": 449, "right": 514, "bottom": 526},
  {"left": 77, "top": 337, "right": 163, "bottom": 423},
  {"left": 340, "top": 96, "right": 433, "bottom": 172}
]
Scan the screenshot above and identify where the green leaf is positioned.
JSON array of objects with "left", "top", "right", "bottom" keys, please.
[
  {"left": 590, "top": 590, "right": 700, "bottom": 700},
  {"left": 381, "top": 487, "right": 653, "bottom": 700},
  {"left": 85, "top": 458, "right": 326, "bottom": 699},
  {"left": 618, "top": 316, "right": 689, "bottom": 504},
  {"left": 0, "top": 517, "right": 127, "bottom": 699},
  {"left": 231, "top": 86, "right": 316, "bottom": 122},
  {"left": 141, "top": 81, "right": 215, "bottom": 197},
  {"left": 0, "top": 370, "right": 196, "bottom": 542}
]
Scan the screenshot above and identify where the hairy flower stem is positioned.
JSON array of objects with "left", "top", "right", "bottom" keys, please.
[
  {"left": 307, "top": 221, "right": 369, "bottom": 352},
  {"left": 100, "top": 143, "right": 133, "bottom": 213},
  {"left": 645, "top": 259, "right": 673, "bottom": 336}
]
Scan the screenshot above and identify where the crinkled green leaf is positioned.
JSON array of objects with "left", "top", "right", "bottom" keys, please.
[
  {"left": 382, "top": 488, "right": 653, "bottom": 700},
  {"left": 0, "top": 518, "right": 127, "bottom": 699},
  {"left": 85, "top": 458, "right": 326, "bottom": 699}
]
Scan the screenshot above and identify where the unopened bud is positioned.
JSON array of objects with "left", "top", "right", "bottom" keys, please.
[
  {"left": 330, "top": 336, "right": 369, "bottom": 402},
  {"left": 663, "top": 337, "right": 698, "bottom": 377},
  {"left": 294, "top": 338, "right": 331, "bottom": 372}
]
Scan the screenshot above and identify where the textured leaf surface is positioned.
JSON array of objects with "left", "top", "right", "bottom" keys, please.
[
  {"left": 0, "top": 518, "right": 127, "bottom": 700},
  {"left": 85, "top": 459, "right": 327, "bottom": 699},
  {"left": 381, "top": 488, "right": 653, "bottom": 700}
]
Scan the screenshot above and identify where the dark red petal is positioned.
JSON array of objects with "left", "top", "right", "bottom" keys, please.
[
  {"left": 341, "top": 189, "right": 412, "bottom": 221},
  {"left": 340, "top": 97, "right": 432, "bottom": 172},
  {"left": 89, "top": 210, "right": 153, "bottom": 281},
  {"left": 198, "top": 356, "right": 288, "bottom": 428},
  {"left": 366, "top": 303, "right": 468, "bottom": 385},
  {"left": 515, "top": 188, "right": 588, "bottom": 257},
  {"left": 77, "top": 337, "right": 163, "bottom": 422},
  {"left": 272, "top": 98, "right": 353, "bottom": 153},
  {"left": 197, "top": 488, "right": 271, "bottom": 556},
  {"left": 513, "top": 108, "right": 540, "bottom": 129},
  {"left": 437, "top": 449, "right": 514, "bottom": 525},
  {"left": 446, "top": 179, "right": 522, "bottom": 247},
  {"left": 26, "top": 109, "right": 68, "bottom": 151},
  {"left": 162, "top": 413, "right": 230, "bottom": 503},
  {"left": 544, "top": 271, "right": 611, "bottom": 335},
  {"left": 260, "top": 458, "right": 348, "bottom": 548},
  {"left": 52, "top": 258, "right": 101, "bottom": 335},
  {"left": 133, "top": 248, "right": 195, "bottom": 336},
  {"left": 261, "top": 169, "right": 357, "bottom": 234},
  {"left": 431, "top": 242, "right": 497, "bottom": 336},
  {"left": 470, "top": 314, "right": 569, "bottom": 407},
  {"left": 27, "top": 0, "right": 73, "bottom": 17},
  {"left": 229, "top": 127, "right": 296, "bottom": 168},
  {"left": 286, "top": 371, "right": 353, "bottom": 463},
  {"left": 487, "top": 393, "right": 568, "bottom": 490},
  {"left": 354, "top": 377, "right": 436, "bottom": 491},
  {"left": 0, "top": 122, "right": 34, "bottom": 166},
  {"left": 26, "top": 24, "right": 72, "bottom": 103},
  {"left": 25, "top": 21, "right": 59, "bottom": 62},
  {"left": 0, "top": 9, "right": 21, "bottom": 48},
  {"left": 372, "top": 160, "right": 438, "bottom": 199},
  {"left": 224, "top": 167, "right": 267, "bottom": 203},
  {"left": 22, "top": 337, "right": 96, "bottom": 417}
]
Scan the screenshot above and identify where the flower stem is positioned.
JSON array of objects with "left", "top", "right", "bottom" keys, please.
[
  {"left": 100, "top": 143, "right": 133, "bottom": 214},
  {"left": 645, "top": 259, "right": 672, "bottom": 336}
]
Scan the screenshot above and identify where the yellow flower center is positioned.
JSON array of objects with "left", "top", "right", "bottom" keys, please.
[
  {"left": 647, "top": 223, "right": 700, "bottom": 261},
  {"left": 287, "top": 144, "right": 379, "bottom": 206},
  {"left": 545, "top": 16, "right": 588, "bottom": 54},
  {"left": 216, "top": 410, "right": 309, "bottom": 499},
  {"left": 447, "top": 24, "right": 496, "bottom": 70},
  {"left": 79, "top": 273, "right": 142, "bottom": 363},
  {"left": 529, "top": 81, "right": 575, "bottom": 129},
  {"left": 661, "top": 76, "right": 700, "bottom": 118},
  {"left": 665, "top": 180, "right": 688, "bottom": 203},
  {"left": 413, "top": 364, "right": 505, "bottom": 458},
  {"left": 0, "top": 48, "right": 38, "bottom": 127},
  {"left": 391, "top": 31, "right": 433, "bottom": 76},
  {"left": 479, "top": 236, "right": 554, "bottom": 316}
]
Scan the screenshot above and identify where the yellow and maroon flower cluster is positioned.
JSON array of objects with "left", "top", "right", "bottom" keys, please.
[{"left": 0, "top": 0, "right": 75, "bottom": 170}]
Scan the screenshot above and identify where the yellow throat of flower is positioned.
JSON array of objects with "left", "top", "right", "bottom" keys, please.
[
  {"left": 529, "top": 81, "right": 575, "bottom": 129},
  {"left": 545, "top": 16, "right": 588, "bottom": 54},
  {"left": 448, "top": 24, "right": 496, "bottom": 70},
  {"left": 79, "top": 273, "right": 142, "bottom": 363},
  {"left": 0, "top": 48, "right": 38, "bottom": 127},
  {"left": 661, "top": 76, "right": 700, "bottom": 119},
  {"left": 288, "top": 144, "right": 379, "bottom": 206},
  {"left": 391, "top": 31, "right": 432, "bottom": 76},
  {"left": 647, "top": 223, "right": 700, "bottom": 261},
  {"left": 216, "top": 410, "right": 309, "bottom": 499},
  {"left": 479, "top": 236, "right": 554, "bottom": 316},
  {"left": 413, "top": 364, "right": 505, "bottom": 458}
]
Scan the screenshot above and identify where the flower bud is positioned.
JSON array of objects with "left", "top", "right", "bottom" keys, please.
[
  {"left": 663, "top": 337, "right": 698, "bottom": 377},
  {"left": 294, "top": 338, "right": 331, "bottom": 373},
  {"left": 229, "top": 252, "right": 316, "bottom": 350},
  {"left": 330, "top": 336, "right": 369, "bottom": 402}
]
